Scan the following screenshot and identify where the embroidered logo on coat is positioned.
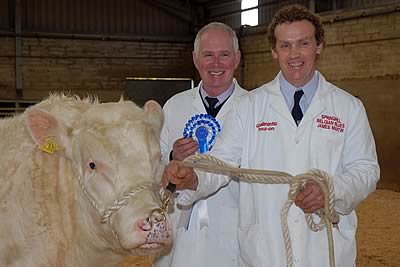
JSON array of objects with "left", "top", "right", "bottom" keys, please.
[
  {"left": 256, "top": 121, "right": 278, "bottom": 132},
  {"left": 316, "top": 115, "right": 345, "bottom": 133}
]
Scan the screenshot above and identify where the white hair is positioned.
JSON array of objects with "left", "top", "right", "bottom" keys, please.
[{"left": 193, "top": 22, "right": 239, "bottom": 55}]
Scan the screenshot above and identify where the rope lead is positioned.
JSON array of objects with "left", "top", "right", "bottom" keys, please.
[{"left": 180, "top": 154, "right": 338, "bottom": 267}]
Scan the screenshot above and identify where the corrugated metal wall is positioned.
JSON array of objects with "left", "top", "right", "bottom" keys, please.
[
  {"left": 2, "top": 0, "right": 399, "bottom": 37},
  {"left": 258, "top": 0, "right": 309, "bottom": 26},
  {"left": 258, "top": 0, "right": 400, "bottom": 27},
  {"left": 0, "top": 0, "right": 11, "bottom": 30},
  {"left": 204, "top": 0, "right": 400, "bottom": 30},
  {"left": 3, "top": 0, "right": 192, "bottom": 37},
  {"left": 204, "top": 1, "right": 242, "bottom": 29},
  {"left": 202, "top": 0, "right": 310, "bottom": 30},
  {"left": 336, "top": 0, "right": 399, "bottom": 9}
]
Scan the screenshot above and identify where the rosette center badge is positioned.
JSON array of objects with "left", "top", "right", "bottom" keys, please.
[{"left": 183, "top": 114, "right": 221, "bottom": 153}]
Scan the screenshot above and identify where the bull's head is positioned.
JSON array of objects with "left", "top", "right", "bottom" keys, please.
[{"left": 25, "top": 99, "right": 172, "bottom": 256}]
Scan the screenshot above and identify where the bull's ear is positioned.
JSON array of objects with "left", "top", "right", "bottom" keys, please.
[
  {"left": 143, "top": 100, "right": 164, "bottom": 137},
  {"left": 25, "top": 109, "right": 67, "bottom": 154}
]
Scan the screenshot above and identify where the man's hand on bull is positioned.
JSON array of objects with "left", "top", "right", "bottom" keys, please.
[
  {"left": 162, "top": 160, "right": 199, "bottom": 191},
  {"left": 171, "top": 137, "right": 198, "bottom": 161},
  {"left": 294, "top": 182, "right": 325, "bottom": 214}
]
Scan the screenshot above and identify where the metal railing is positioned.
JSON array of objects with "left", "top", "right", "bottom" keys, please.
[{"left": 0, "top": 100, "right": 38, "bottom": 117}]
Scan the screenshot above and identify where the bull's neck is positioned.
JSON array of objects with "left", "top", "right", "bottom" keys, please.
[{"left": 68, "top": 239, "right": 123, "bottom": 267}]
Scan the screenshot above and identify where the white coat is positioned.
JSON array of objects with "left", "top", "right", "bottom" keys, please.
[
  {"left": 178, "top": 72, "right": 380, "bottom": 267},
  {"left": 156, "top": 80, "right": 248, "bottom": 267}
]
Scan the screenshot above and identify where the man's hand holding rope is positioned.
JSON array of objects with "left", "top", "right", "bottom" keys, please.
[
  {"left": 162, "top": 160, "right": 198, "bottom": 191},
  {"left": 295, "top": 181, "right": 325, "bottom": 214}
]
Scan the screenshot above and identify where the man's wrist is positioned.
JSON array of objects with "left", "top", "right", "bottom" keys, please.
[{"left": 189, "top": 178, "right": 199, "bottom": 191}]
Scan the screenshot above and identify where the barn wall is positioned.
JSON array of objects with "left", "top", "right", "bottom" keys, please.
[
  {"left": 0, "top": 0, "right": 196, "bottom": 102},
  {"left": 0, "top": 36, "right": 195, "bottom": 102},
  {"left": 12, "top": 0, "right": 192, "bottom": 36},
  {"left": 239, "top": 6, "right": 400, "bottom": 187}
]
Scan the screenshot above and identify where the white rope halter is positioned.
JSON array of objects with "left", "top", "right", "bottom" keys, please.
[
  {"left": 72, "top": 162, "right": 158, "bottom": 224},
  {"left": 101, "top": 183, "right": 156, "bottom": 223},
  {"left": 181, "top": 154, "right": 339, "bottom": 267}
]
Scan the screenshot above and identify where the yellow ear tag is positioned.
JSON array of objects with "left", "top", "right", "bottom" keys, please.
[{"left": 39, "top": 137, "right": 62, "bottom": 154}]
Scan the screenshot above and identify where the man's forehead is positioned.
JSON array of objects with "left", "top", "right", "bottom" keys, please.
[
  {"left": 199, "top": 47, "right": 232, "bottom": 53},
  {"left": 275, "top": 20, "right": 315, "bottom": 32},
  {"left": 200, "top": 30, "right": 231, "bottom": 42},
  {"left": 275, "top": 21, "right": 316, "bottom": 40},
  {"left": 199, "top": 37, "right": 233, "bottom": 51},
  {"left": 276, "top": 35, "right": 314, "bottom": 42}
]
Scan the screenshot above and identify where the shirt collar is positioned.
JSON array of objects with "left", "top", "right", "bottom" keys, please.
[
  {"left": 280, "top": 72, "right": 319, "bottom": 110},
  {"left": 200, "top": 81, "right": 235, "bottom": 108}
]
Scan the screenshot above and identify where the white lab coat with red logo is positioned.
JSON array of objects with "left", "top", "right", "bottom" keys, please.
[
  {"left": 178, "top": 72, "right": 380, "bottom": 267},
  {"left": 155, "top": 80, "right": 247, "bottom": 267}
]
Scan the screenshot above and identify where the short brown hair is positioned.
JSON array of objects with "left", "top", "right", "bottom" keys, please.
[{"left": 267, "top": 4, "right": 325, "bottom": 49}]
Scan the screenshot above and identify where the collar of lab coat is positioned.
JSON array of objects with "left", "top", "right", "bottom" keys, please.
[
  {"left": 189, "top": 78, "right": 246, "bottom": 119},
  {"left": 265, "top": 71, "right": 335, "bottom": 127}
]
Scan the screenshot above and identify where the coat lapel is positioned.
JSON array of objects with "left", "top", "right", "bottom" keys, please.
[
  {"left": 191, "top": 82, "right": 206, "bottom": 114},
  {"left": 216, "top": 79, "right": 246, "bottom": 120},
  {"left": 300, "top": 73, "right": 332, "bottom": 126},
  {"left": 267, "top": 76, "right": 296, "bottom": 125}
]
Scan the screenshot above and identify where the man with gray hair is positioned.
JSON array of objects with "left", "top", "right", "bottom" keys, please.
[{"left": 155, "top": 22, "right": 247, "bottom": 267}]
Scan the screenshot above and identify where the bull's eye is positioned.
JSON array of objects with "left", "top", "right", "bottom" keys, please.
[{"left": 88, "top": 162, "right": 96, "bottom": 170}]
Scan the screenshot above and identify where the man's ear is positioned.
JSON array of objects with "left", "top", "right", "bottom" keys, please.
[
  {"left": 316, "top": 42, "right": 324, "bottom": 55},
  {"left": 25, "top": 109, "right": 68, "bottom": 154},
  {"left": 235, "top": 50, "right": 241, "bottom": 68},
  {"left": 271, "top": 48, "right": 278, "bottom": 59},
  {"left": 192, "top": 51, "right": 200, "bottom": 70}
]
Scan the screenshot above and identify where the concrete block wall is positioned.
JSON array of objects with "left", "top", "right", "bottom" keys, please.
[
  {"left": 239, "top": 10, "right": 400, "bottom": 188},
  {"left": 0, "top": 36, "right": 195, "bottom": 102}
]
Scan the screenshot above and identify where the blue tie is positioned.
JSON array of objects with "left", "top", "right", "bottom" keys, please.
[
  {"left": 205, "top": 96, "right": 219, "bottom": 117},
  {"left": 205, "top": 96, "right": 218, "bottom": 109},
  {"left": 292, "top": 90, "right": 304, "bottom": 126}
]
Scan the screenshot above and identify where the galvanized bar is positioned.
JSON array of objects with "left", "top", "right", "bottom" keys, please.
[{"left": 15, "top": 0, "right": 22, "bottom": 99}]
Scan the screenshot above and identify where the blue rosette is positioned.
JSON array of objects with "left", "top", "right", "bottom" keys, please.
[{"left": 183, "top": 113, "right": 221, "bottom": 153}]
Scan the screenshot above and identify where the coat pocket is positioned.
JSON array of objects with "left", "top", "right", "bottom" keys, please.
[
  {"left": 238, "top": 223, "right": 288, "bottom": 267},
  {"left": 238, "top": 224, "right": 263, "bottom": 267},
  {"left": 332, "top": 213, "right": 357, "bottom": 266}
]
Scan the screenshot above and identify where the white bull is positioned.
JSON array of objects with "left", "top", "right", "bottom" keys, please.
[{"left": 0, "top": 94, "right": 172, "bottom": 267}]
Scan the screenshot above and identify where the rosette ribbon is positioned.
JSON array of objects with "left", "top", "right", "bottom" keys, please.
[{"left": 179, "top": 114, "right": 221, "bottom": 229}]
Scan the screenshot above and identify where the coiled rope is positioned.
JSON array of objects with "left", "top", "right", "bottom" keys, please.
[{"left": 180, "top": 154, "right": 339, "bottom": 267}]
